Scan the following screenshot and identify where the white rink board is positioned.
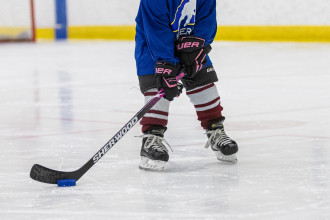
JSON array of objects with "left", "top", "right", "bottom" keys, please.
[
  {"left": 33, "top": 0, "right": 330, "bottom": 29},
  {"left": 66, "top": 0, "right": 330, "bottom": 25},
  {"left": 0, "top": 0, "right": 32, "bottom": 27}
]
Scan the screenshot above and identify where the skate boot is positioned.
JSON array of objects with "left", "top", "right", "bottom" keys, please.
[
  {"left": 139, "top": 125, "right": 172, "bottom": 171},
  {"left": 205, "top": 117, "right": 238, "bottom": 163}
]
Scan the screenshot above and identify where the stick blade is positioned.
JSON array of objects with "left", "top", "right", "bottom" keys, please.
[{"left": 30, "top": 164, "right": 74, "bottom": 184}]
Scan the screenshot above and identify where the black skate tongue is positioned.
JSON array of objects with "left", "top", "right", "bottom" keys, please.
[
  {"left": 207, "top": 117, "right": 226, "bottom": 131},
  {"left": 208, "top": 123, "right": 222, "bottom": 130},
  {"left": 146, "top": 125, "right": 167, "bottom": 137}
]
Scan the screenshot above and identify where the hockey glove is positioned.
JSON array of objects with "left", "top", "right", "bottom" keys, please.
[
  {"left": 175, "top": 36, "right": 212, "bottom": 78},
  {"left": 155, "top": 61, "right": 183, "bottom": 101}
]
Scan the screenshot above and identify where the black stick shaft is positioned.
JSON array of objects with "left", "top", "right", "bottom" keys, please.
[
  {"left": 30, "top": 72, "right": 184, "bottom": 184},
  {"left": 30, "top": 92, "right": 164, "bottom": 184}
]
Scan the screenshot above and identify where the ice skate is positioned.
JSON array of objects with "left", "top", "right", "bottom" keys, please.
[
  {"left": 139, "top": 125, "right": 171, "bottom": 171},
  {"left": 205, "top": 117, "right": 238, "bottom": 163}
]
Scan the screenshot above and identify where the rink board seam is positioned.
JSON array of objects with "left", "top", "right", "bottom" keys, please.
[{"left": 35, "top": 25, "right": 330, "bottom": 42}]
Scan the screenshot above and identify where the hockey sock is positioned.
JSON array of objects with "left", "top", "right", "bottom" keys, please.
[
  {"left": 140, "top": 88, "right": 170, "bottom": 133},
  {"left": 186, "top": 83, "right": 223, "bottom": 129}
]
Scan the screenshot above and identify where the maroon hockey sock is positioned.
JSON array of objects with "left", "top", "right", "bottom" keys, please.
[
  {"left": 186, "top": 83, "right": 223, "bottom": 129},
  {"left": 140, "top": 89, "right": 170, "bottom": 133}
]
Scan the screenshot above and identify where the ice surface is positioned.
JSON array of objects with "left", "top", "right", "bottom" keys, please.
[{"left": 0, "top": 41, "right": 330, "bottom": 219}]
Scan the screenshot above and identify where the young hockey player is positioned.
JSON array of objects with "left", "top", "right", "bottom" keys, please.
[{"left": 135, "top": 0, "right": 238, "bottom": 171}]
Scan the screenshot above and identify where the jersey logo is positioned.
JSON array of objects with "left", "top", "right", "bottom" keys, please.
[{"left": 171, "top": 0, "right": 196, "bottom": 38}]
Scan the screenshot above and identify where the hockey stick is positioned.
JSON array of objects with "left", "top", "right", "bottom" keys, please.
[{"left": 30, "top": 72, "right": 184, "bottom": 184}]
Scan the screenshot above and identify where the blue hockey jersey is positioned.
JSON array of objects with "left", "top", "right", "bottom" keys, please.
[{"left": 135, "top": 0, "right": 217, "bottom": 76}]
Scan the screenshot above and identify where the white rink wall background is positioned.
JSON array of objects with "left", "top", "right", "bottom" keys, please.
[{"left": 33, "top": 0, "right": 330, "bottom": 28}]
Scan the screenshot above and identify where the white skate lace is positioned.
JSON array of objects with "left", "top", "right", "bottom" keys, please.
[
  {"left": 136, "top": 134, "right": 173, "bottom": 152},
  {"left": 205, "top": 128, "right": 233, "bottom": 149}
]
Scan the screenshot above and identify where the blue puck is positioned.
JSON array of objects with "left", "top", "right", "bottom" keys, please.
[{"left": 57, "top": 179, "right": 76, "bottom": 187}]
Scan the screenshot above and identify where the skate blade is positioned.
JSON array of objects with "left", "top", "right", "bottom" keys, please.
[
  {"left": 215, "top": 152, "right": 238, "bottom": 163},
  {"left": 139, "top": 156, "right": 167, "bottom": 171}
]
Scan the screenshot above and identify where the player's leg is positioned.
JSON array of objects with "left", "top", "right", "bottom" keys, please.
[
  {"left": 183, "top": 66, "right": 238, "bottom": 162},
  {"left": 138, "top": 75, "right": 172, "bottom": 171}
]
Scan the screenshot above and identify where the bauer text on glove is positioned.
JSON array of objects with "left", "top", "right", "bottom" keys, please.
[
  {"left": 155, "top": 61, "right": 183, "bottom": 101},
  {"left": 175, "top": 36, "right": 212, "bottom": 78}
]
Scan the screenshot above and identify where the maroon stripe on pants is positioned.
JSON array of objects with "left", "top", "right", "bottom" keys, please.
[
  {"left": 144, "top": 92, "right": 158, "bottom": 96},
  {"left": 194, "top": 97, "right": 220, "bottom": 108},
  {"left": 148, "top": 110, "right": 169, "bottom": 116},
  {"left": 186, "top": 83, "right": 214, "bottom": 95}
]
